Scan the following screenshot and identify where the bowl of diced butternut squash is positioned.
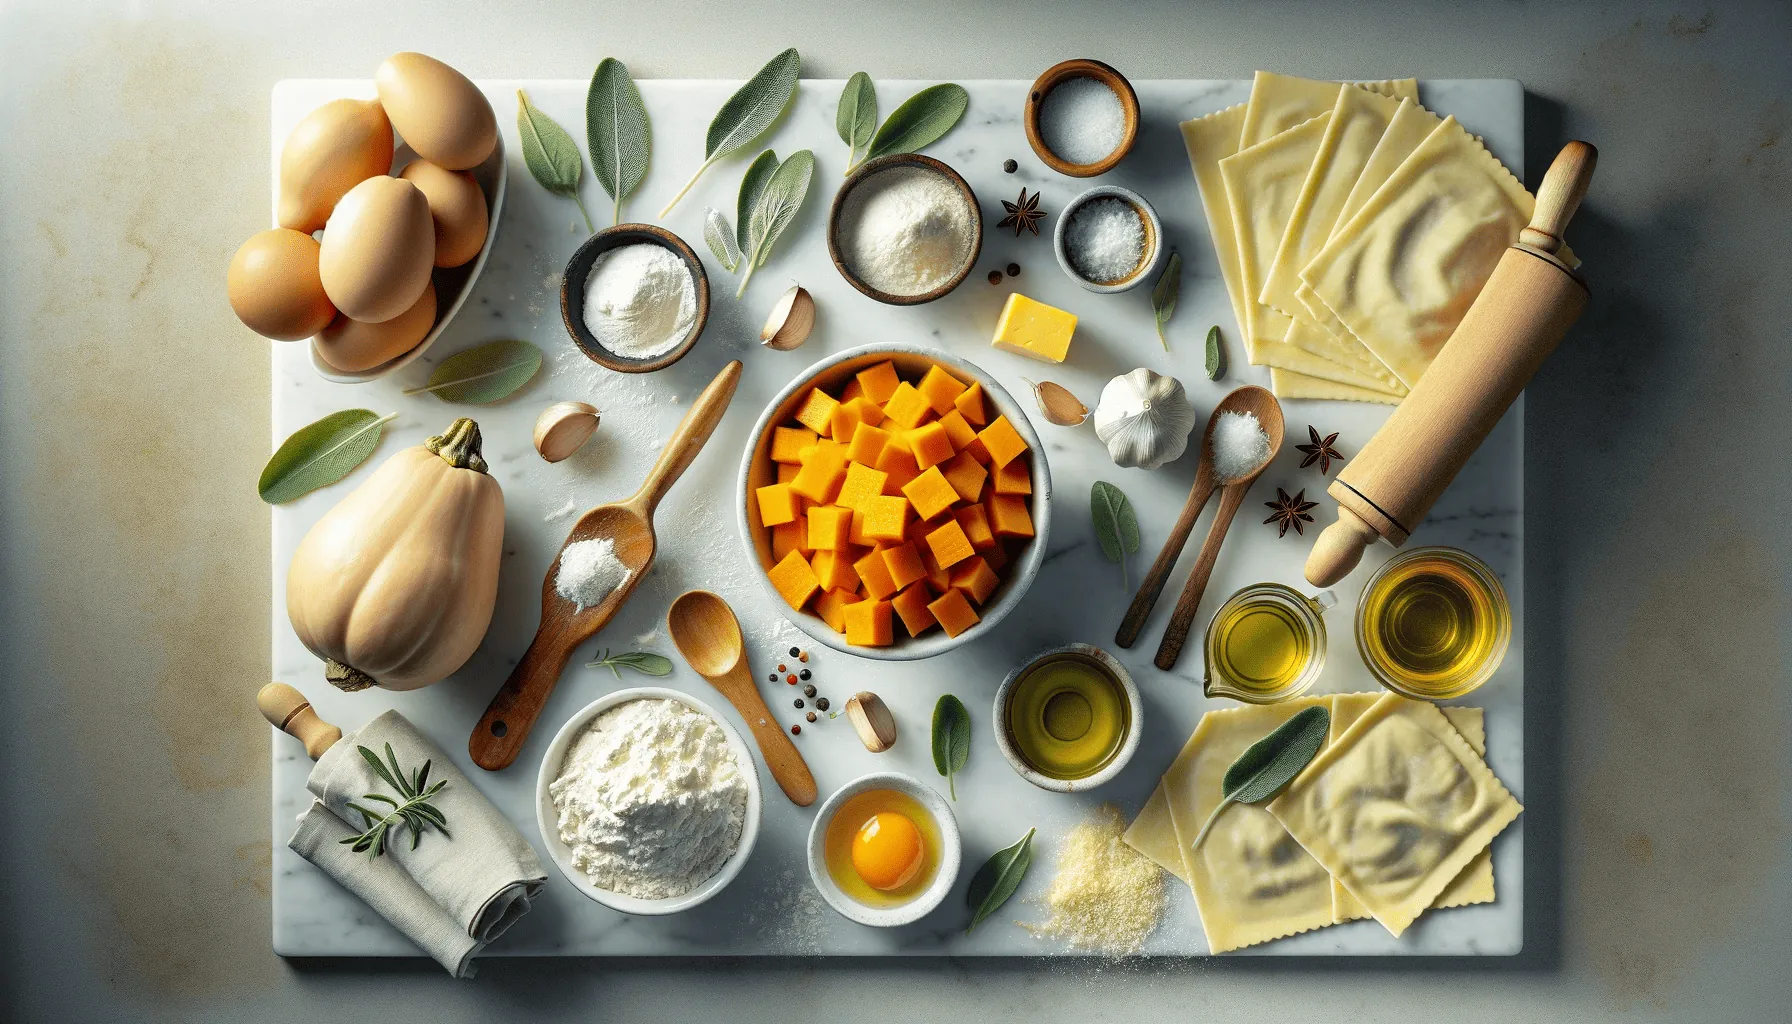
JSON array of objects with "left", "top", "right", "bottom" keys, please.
[{"left": 738, "top": 343, "right": 1051, "bottom": 660}]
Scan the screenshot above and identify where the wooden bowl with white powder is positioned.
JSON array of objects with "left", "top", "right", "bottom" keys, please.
[
  {"left": 561, "top": 224, "right": 710, "bottom": 373},
  {"left": 534, "top": 687, "right": 762, "bottom": 916},
  {"left": 827, "top": 154, "right": 983, "bottom": 306}
]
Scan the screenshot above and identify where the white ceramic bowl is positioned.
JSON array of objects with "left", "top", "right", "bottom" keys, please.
[
  {"left": 806, "top": 772, "right": 963, "bottom": 927},
  {"left": 736, "top": 342, "right": 1054, "bottom": 661},
  {"left": 1052, "top": 183, "right": 1163, "bottom": 294},
  {"left": 992, "top": 643, "right": 1144, "bottom": 793},
  {"left": 310, "top": 135, "right": 509, "bottom": 382},
  {"left": 534, "top": 687, "right": 762, "bottom": 916}
]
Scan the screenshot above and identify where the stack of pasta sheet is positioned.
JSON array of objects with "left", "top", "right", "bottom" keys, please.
[
  {"left": 1181, "top": 72, "right": 1548, "bottom": 405},
  {"left": 1123, "top": 692, "right": 1521, "bottom": 953}
]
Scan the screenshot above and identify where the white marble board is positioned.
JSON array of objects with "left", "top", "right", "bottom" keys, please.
[{"left": 270, "top": 77, "right": 1525, "bottom": 958}]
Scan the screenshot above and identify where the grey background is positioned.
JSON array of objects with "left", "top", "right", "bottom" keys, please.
[{"left": 1, "top": 0, "right": 1786, "bottom": 1020}]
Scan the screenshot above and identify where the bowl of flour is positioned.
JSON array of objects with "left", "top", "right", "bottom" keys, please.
[
  {"left": 535, "top": 687, "right": 761, "bottom": 915},
  {"left": 561, "top": 224, "right": 710, "bottom": 373}
]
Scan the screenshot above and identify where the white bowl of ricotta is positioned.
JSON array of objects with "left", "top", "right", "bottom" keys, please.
[{"left": 535, "top": 687, "right": 762, "bottom": 916}]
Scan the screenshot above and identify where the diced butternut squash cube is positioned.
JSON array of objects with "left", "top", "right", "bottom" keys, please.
[
  {"left": 962, "top": 436, "right": 992, "bottom": 465},
  {"left": 989, "top": 494, "right": 1035, "bottom": 538},
  {"left": 858, "top": 494, "right": 910, "bottom": 543},
  {"left": 977, "top": 415, "right": 1029, "bottom": 467},
  {"left": 806, "top": 505, "right": 852, "bottom": 552},
  {"left": 902, "top": 466, "right": 960, "bottom": 522},
  {"left": 776, "top": 461, "right": 800, "bottom": 483},
  {"left": 949, "top": 556, "right": 1000, "bottom": 605},
  {"left": 927, "top": 588, "right": 981, "bottom": 638},
  {"left": 907, "top": 421, "right": 955, "bottom": 470},
  {"left": 982, "top": 541, "right": 1009, "bottom": 572},
  {"left": 839, "top": 377, "right": 865, "bottom": 403},
  {"left": 771, "top": 425, "right": 818, "bottom": 463},
  {"left": 835, "top": 461, "right": 888, "bottom": 512},
  {"left": 917, "top": 364, "right": 968, "bottom": 414},
  {"left": 771, "top": 520, "right": 809, "bottom": 560},
  {"left": 891, "top": 583, "right": 938, "bottom": 637},
  {"left": 941, "top": 450, "right": 988, "bottom": 503},
  {"left": 937, "top": 410, "right": 977, "bottom": 452},
  {"left": 991, "top": 292, "right": 1076, "bottom": 363},
  {"left": 993, "top": 454, "right": 1032, "bottom": 494},
  {"left": 843, "top": 599, "right": 894, "bottom": 647},
  {"left": 828, "top": 401, "right": 865, "bottom": 445},
  {"left": 925, "top": 519, "right": 976, "bottom": 569},
  {"left": 789, "top": 441, "right": 848, "bottom": 504},
  {"left": 881, "top": 541, "right": 926, "bottom": 591},
  {"left": 856, "top": 360, "right": 901, "bottom": 404},
  {"left": 811, "top": 549, "right": 860, "bottom": 593},
  {"left": 954, "top": 382, "right": 988, "bottom": 426},
  {"left": 842, "top": 395, "right": 885, "bottom": 427},
  {"left": 875, "top": 441, "right": 922, "bottom": 493},
  {"left": 815, "top": 588, "right": 861, "bottom": 633},
  {"left": 755, "top": 483, "right": 799, "bottom": 526},
  {"left": 793, "top": 387, "right": 841, "bottom": 437},
  {"left": 954, "top": 503, "right": 996, "bottom": 550},
  {"left": 847, "top": 422, "right": 893, "bottom": 466},
  {"left": 767, "top": 551, "right": 820, "bottom": 610},
  {"left": 882, "top": 381, "right": 934, "bottom": 429},
  {"left": 853, "top": 549, "right": 900, "bottom": 600}
]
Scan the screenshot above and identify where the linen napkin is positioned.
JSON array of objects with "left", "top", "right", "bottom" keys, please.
[{"left": 286, "top": 710, "right": 545, "bottom": 977}]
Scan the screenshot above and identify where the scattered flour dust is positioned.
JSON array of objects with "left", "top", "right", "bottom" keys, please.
[{"left": 1021, "top": 803, "right": 1165, "bottom": 954}]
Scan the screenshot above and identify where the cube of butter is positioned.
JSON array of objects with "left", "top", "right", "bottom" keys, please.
[{"left": 991, "top": 293, "right": 1076, "bottom": 363}]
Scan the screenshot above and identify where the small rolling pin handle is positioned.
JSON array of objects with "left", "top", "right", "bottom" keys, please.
[
  {"left": 1305, "top": 506, "right": 1381, "bottom": 588},
  {"left": 257, "top": 682, "right": 342, "bottom": 761},
  {"left": 1519, "top": 141, "right": 1597, "bottom": 254}
]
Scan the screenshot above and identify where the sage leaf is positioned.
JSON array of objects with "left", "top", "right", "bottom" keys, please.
[
  {"left": 659, "top": 47, "right": 800, "bottom": 216},
  {"left": 1024, "top": 378, "right": 1088, "bottom": 426},
  {"left": 738, "top": 149, "right": 814, "bottom": 297},
  {"left": 1090, "top": 480, "right": 1141, "bottom": 589},
  {"left": 585, "top": 58, "right": 651, "bottom": 226},
  {"left": 735, "top": 149, "right": 780, "bottom": 254},
  {"left": 865, "top": 83, "right": 969, "bottom": 162},
  {"left": 404, "top": 339, "right": 543, "bottom": 405},
  {"left": 516, "top": 89, "right": 593, "bottom": 232},
  {"left": 931, "top": 694, "right": 971, "bottom": 800},
  {"left": 259, "top": 409, "right": 397, "bottom": 504},
  {"left": 1189, "top": 705, "right": 1331, "bottom": 850},
  {"left": 966, "top": 827, "right": 1034, "bottom": 935},
  {"left": 1152, "top": 249, "right": 1181, "bottom": 351},
  {"left": 703, "top": 207, "right": 742, "bottom": 272},
  {"left": 1205, "top": 325, "right": 1227, "bottom": 381},
  {"left": 587, "top": 648, "right": 675, "bottom": 679},
  {"left": 836, "top": 71, "right": 877, "bottom": 170}
]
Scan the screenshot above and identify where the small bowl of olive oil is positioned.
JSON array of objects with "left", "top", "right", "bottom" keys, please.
[
  {"left": 1355, "top": 546, "right": 1511, "bottom": 700},
  {"left": 1202, "top": 583, "right": 1336, "bottom": 704},
  {"left": 994, "top": 644, "right": 1142, "bottom": 793}
]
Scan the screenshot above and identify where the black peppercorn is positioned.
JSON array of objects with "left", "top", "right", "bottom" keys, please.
[
  {"left": 1007, "top": 263, "right": 1021, "bottom": 277},
  {"left": 1003, "top": 159, "right": 1018, "bottom": 173},
  {"left": 799, "top": 668, "right": 811, "bottom": 680},
  {"left": 789, "top": 647, "right": 800, "bottom": 657},
  {"left": 794, "top": 698, "right": 805, "bottom": 709},
  {"left": 988, "top": 270, "right": 1002, "bottom": 285},
  {"left": 767, "top": 672, "right": 778, "bottom": 683},
  {"left": 815, "top": 697, "right": 831, "bottom": 712},
  {"left": 802, "top": 684, "right": 817, "bottom": 697}
]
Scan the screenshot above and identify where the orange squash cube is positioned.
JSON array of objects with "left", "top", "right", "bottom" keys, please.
[
  {"left": 925, "top": 519, "right": 976, "bottom": 569},
  {"left": 882, "top": 381, "right": 935, "bottom": 430},
  {"left": 771, "top": 520, "right": 809, "bottom": 560},
  {"left": 815, "top": 588, "right": 861, "bottom": 632},
  {"left": 835, "top": 461, "right": 888, "bottom": 512},
  {"left": 811, "top": 549, "right": 861, "bottom": 593},
  {"left": 907, "top": 421, "right": 955, "bottom": 470},
  {"left": 949, "top": 556, "right": 1000, "bottom": 605},
  {"left": 847, "top": 422, "right": 893, "bottom": 465},
  {"left": 755, "top": 483, "right": 799, "bottom": 526},
  {"left": 875, "top": 440, "right": 922, "bottom": 493},
  {"left": 771, "top": 425, "right": 818, "bottom": 463},
  {"left": 843, "top": 598, "right": 894, "bottom": 647},
  {"left": 858, "top": 494, "right": 910, "bottom": 543},
  {"left": 917, "top": 364, "right": 968, "bottom": 414},
  {"left": 776, "top": 462, "right": 800, "bottom": 483},
  {"left": 927, "top": 588, "right": 981, "bottom": 638},
  {"left": 989, "top": 494, "right": 1035, "bottom": 537},
  {"left": 828, "top": 401, "right": 865, "bottom": 445},
  {"left": 843, "top": 395, "right": 885, "bottom": 427},
  {"left": 954, "top": 503, "right": 996, "bottom": 550},
  {"left": 982, "top": 540, "right": 1010, "bottom": 572},
  {"left": 767, "top": 551, "right": 820, "bottom": 610},
  {"left": 962, "top": 435, "right": 992, "bottom": 465},
  {"left": 937, "top": 409, "right": 977, "bottom": 452},
  {"left": 977, "top": 415, "right": 1029, "bottom": 467},
  {"left": 856, "top": 361, "right": 901, "bottom": 404},
  {"left": 789, "top": 441, "right": 849, "bottom": 504},
  {"left": 793, "top": 388, "right": 841, "bottom": 437},
  {"left": 806, "top": 505, "right": 852, "bottom": 552},
  {"left": 993, "top": 455, "right": 1032, "bottom": 495},
  {"left": 891, "top": 582, "right": 938, "bottom": 637},
  {"left": 881, "top": 541, "right": 926, "bottom": 591},
  {"left": 901, "top": 466, "right": 960, "bottom": 522},
  {"left": 954, "top": 382, "right": 988, "bottom": 426},
  {"left": 839, "top": 377, "right": 866, "bottom": 403},
  {"left": 941, "top": 450, "right": 988, "bottom": 503},
  {"left": 853, "top": 549, "right": 900, "bottom": 600}
]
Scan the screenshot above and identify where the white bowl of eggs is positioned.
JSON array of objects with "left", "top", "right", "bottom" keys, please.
[{"left": 806, "top": 771, "right": 962, "bottom": 927}]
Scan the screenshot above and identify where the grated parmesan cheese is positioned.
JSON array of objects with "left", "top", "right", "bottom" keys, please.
[{"left": 1022, "top": 803, "right": 1165, "bottom": 954}]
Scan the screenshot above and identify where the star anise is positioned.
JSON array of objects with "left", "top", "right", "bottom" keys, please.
[
  {"left": 997, "top": 188, "right": 1045, "bottom": 236},
  {"left": 1295, "top": 425, "right": 1344, "bottom": 474},
  {"left": 1263, "top": 487, "right": 1318, "bottom": 538}
]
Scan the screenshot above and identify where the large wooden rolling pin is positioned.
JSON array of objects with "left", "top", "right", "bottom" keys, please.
[{"left": 1305, "top": 141, "right": 1597, "bottom": 587}]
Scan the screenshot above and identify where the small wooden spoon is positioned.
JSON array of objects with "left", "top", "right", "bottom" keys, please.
[
  {"left": 667, "top": 590, "right": 818, "bottom": 806},
  {"left": 1148, "top": 386, "right": 1285, "bottom": 671},
  {"left": 469, "top": 360, "right": 743, "bottom": 772}
]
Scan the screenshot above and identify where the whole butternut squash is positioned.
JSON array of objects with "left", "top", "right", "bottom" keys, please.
[{"left": 287, "top": 418, "right": 505, "bottom": 691}]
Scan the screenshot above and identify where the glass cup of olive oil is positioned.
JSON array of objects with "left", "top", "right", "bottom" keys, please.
[
  {"left": 1355, "top": 546, "right": 1510, "bottom": 700},
  {"left": 1202, "top": 583, "right": 1336, "bottom": 704}
]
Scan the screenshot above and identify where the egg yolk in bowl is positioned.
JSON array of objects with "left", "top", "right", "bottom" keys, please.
[{"left": 824, "top": 789, "right": 941, "bottom": 906}]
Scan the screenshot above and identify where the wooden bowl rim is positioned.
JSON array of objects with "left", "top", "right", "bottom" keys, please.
[
  {"left": 1022, "top": 58, "right": 1141, "bottom": 178},
  {"left": 826, "top": 153, "right": 984, "bottom": 307},
  {"left": 561, "top": 223, "right": 711, "bottom": 373}
]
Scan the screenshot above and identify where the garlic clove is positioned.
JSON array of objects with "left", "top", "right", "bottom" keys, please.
[
  {"left": 1025, "top": 378, "right": 1089, "bottom": 426},
  {"left": 533, "top": 401, "right": 600, "bottom": 463},
  {"left": 760, "top": 284, "right": 815, "bottom": 351},
  {"left": 843, "top": 691, "right": 897, "bottom": 753}
]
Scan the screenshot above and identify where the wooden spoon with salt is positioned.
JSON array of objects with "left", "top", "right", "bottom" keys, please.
[{"left": 469, "top": 360, "right": 742, "bottom": 771}]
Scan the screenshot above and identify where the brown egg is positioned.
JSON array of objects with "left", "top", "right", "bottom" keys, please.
[
  {"left": 227, "top": 229, "right": 338, "bottom": 341},
  {"left": 315, "top": 280, "right": 437, "bottom": 372},
  {"left": 277, "top": 98, "right": 394, "bottom": 233},
  {"left": 319, "top": 175, "right": 435, "bottom": 323},
  {"left": 400, "top": 159, "right": 488, "bottom": 268},
  {"left": 375, "top": 53, "right": 497, "bottom": 171}
]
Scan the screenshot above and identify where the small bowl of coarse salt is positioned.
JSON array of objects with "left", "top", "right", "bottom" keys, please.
[
  {"left": 827, "top": 153, "right": 983, "bottom": 306},
  {"left": 535, "top": 687, "right": 762, "bottom": 916},
  {"left": 561, "top": 224, "right": 711, "bottom": 373},
  {"left": 1052, "top": 184, "right": 1164, "bottom": 294},
  {"left": 1023, "top": 59, "right": 1140, "bottom": 177}
]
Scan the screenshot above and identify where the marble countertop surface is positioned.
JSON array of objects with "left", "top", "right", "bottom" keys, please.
[{"left": 1, "top": 0, "right": 1788, "bottom": 1020}]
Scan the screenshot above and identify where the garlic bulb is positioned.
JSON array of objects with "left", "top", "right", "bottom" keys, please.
[{"left": 1093, "top": 368, "right": 1196, "bottom": 470}]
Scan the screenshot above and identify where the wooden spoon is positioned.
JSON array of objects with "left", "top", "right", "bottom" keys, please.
[
  {"left": 469, "top": 360, "right": 743, "bottom": 771},
  {"left": 1148, "top": 386, "right": 1285, "bottom": 671},
  {"left": 667, "top": 590, "right": 817, "bottom": 806}
]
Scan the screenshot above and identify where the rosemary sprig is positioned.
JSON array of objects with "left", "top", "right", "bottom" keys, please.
[{"left": 339, "top": 743, "right": 451, "bottom": 859}]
